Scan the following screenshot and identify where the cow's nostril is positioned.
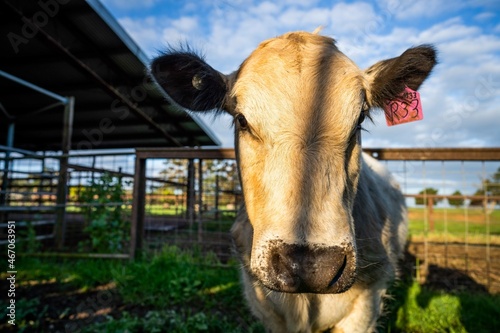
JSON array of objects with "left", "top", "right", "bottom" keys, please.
[
  {"left": 271, "top": 251, "right": 297, "bottom": 288},
  {"left": 271, "top": 252, "right": 281, "bottom": 269},
  {"left": 328, "top": 255, "right": 347, "bottom": 288}
]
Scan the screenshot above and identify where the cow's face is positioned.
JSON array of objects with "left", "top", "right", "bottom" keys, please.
[
  {"left": 230, "top": 33, "right": 366, "bottom": 293},
  {"left": 151, "top": 31, "right": 436, "bottom": 293}
]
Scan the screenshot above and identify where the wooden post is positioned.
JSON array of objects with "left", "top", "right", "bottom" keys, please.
[
  {"left": 214, "top": 174, "right": 219, "bottom": 220},
  {"left": 55, "top": 97, "right": 74, "bottom": 249},
  {"left": 130, "top": 155, "right": 146, "bottom": 259},
  {"left": 38, "top": 152, "right": 46, "bottom": 207},
  {"left": 427, "top": 196, "right": 434, "bottom": 232},
  {"left": 197, "top": 159, "right": 203, "bottom": 243}
]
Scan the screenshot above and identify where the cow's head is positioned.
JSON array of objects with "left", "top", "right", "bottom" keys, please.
[{"left": 151, "top": 31, "right": 436, "bottom": 293}]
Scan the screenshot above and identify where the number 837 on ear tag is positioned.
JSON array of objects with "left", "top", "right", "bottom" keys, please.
[{"left": 383, "top": 86, "right": 423, "bottom": 126}]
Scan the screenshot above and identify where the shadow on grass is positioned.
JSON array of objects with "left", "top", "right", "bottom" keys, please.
[{"left": 381, "top": 249, "right": 500, "bottom": 333}]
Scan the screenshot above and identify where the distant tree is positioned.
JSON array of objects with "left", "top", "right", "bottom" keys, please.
[
  {"left": 470, "top": 189, "right": 486, "bottom": 207},
  {"left": 159, "top": 159, "right": 188, "bottom": 184},
  {"left": 204, "top": 159, "right": 239, "bottom": 192},
  {"left": 448, "top": 190, "right": 464, "bottom": 208},
  {"left": 415, "top": 187, "right": 442, "bottom": 206},
  {"left": 470, "top": 167, "right": 500, "bottom": 211}
]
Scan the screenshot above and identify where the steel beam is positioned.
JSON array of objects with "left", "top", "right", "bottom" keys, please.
[
  {"left": 0, "top": 123, "right": 15, "bottom": 212},
  {"left": 54, "top": 97, "right": 74, "bottom": 249},
  {"left": 0, "top": 70, "right": 68, "bottom": 104}
]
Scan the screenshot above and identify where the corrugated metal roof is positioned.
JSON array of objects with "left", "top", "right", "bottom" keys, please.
[{"left": 0, "top": 0, "right": 220, "bottom": 151}]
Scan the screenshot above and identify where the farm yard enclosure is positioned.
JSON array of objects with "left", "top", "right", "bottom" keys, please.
[
  {"left": 1, "top": 147, "right": 500, "bottom": 332},
  {"left": 2, "top": 0, "right": 499, "bottom": 331}
]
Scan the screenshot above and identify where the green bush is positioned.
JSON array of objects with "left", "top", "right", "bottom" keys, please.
[{"left": 78, "top": 173, "right": 129, "bottom": 253}]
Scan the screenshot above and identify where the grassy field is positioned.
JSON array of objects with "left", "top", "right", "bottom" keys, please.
[
  {"left": 2, "top": 246, "right": 500, "bottom": 333},
  {"left": 66, "top": 203, "right": 500, "bottom": 244},
  {"left": 67, "top": 203, "right": 500, "bottom": 240},
  {"left": 407, "top": 207, "right": 500, "bottom": 245}
]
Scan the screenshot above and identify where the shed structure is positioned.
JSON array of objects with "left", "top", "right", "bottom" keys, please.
[
  {"left": 0, "top": 0, "right": 219, "bottom": 151},
  {"left": 0, "top": 0, "right": 220, "bottom": 250}
]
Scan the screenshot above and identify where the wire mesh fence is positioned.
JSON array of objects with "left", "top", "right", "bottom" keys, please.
[
  {"left": 0, "top": 148, "right": 134, "bottom": 256},
  {"left": 377, "top": 158, "right": 500, "bottom": 292},
  {"left": 132, "top": 148, "right": 500, "bottom": 292},
  {"left": 140, "top": 153, "right": 242, "bottom": 263}
]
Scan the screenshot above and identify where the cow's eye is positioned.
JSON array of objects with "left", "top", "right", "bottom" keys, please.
[
  {"left": 236, "top": 114, "right": 248, "bottom": 129},
  {"left": 357, "top": 99, "right": 369, "bottom": 130}
]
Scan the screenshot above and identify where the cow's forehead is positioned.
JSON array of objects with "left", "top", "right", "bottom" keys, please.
[
  {"left": 232, "top": 31, "right": 364, "bottom": 126},
  {"left": 237, "top": 31, "right": 340, "bottom": 79}
]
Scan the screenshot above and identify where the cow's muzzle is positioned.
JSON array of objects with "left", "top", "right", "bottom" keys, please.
[{"left": 256, "top": 240, "right": 357, "bottom": 294}]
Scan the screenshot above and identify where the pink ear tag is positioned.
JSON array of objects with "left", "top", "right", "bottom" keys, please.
[{"left": 383, "top": 86, "right": 423, "bottom": 126}]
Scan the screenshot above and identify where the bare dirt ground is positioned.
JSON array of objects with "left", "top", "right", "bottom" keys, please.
[
  {"left": 0, "top": 280, "right": 134, "bottom": 333},
  {"left": 407, "top": 242, "right": 500, "bottom": 293}
]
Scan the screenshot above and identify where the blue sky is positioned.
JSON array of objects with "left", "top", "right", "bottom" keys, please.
[{"left": 99, "top": 0, "right": 500, "bottom": 149}]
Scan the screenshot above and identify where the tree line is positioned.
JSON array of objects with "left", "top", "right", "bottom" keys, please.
[{"left": 416, "top": 166, "right": 499, "bottom": 208}]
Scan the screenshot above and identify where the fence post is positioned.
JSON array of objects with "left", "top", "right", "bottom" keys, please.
[
  {"left": 215, "top": 174, "right": 219, "bottom": 220},
  {"left": 198, "top": 159, "right": 203, "bottom": 243},
  {"left": 427, "top": 197, "right": 434, "bottom": 232},
  {"left": 130, "top": 154, "right": 146, "bottom": 259},
  {"left": 186, "top": 159, "right": 195, "bottom": 230},
  {"left": 55, "top": 97, "right": 74, "bottom": 249}
]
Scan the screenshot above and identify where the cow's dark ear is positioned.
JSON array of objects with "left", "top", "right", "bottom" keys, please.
[
  {"left": 364, "top": 45, "right": 437, "bottom": 108},
  {"left": 151, "top": 51, "right": 228, "bottom": 112}
]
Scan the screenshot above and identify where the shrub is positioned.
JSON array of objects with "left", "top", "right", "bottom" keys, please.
[{"left": 78, "top": 173, "right": 129, "bottom": 253}]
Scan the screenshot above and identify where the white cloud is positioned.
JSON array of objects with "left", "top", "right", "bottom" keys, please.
[
  {"left": 278, "top": 7, "right": 330, "bottom": 29},
  {"left": 170, "top": 16, "right": 198, "bottom": 31},
  {"left": 118, "top": 16, "right": 162, "bottom": 57},
  {"left": 279, "top": 0, "right": 321, "bottom": 7},
  {"left": 474, "top": 11, "right": 496, "bottom": 21},
  {"left": 160, "top": 16, "right": 201, "bottom": 49},
  {"left": 329, "top": 2, "right": 378, "bottom": 34},
  {"left": 249, "top": 1, "right": 281, "bottom": 15},
  {"left": 416, "top": 18, "right": 481, "bottom": 44},
  {"left": 376, "top": 0, "right": 461, "bottom": 20},
  {"left": 118, "top": 15, "right": 203, "bottom": 58}
]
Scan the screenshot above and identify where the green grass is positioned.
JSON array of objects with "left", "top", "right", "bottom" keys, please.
[
  {"left": 383, "top": 279, "right": 500, "bottom": 333},
  {"left": 11, "top": 256, "right": 121, "bottom": 289},
  {"left": 4, "top": 247, "right": 500, "bottom": 333},
  {"left": 407, "top": 207, "right": 500, "bottom": 244},
  {"left": 114, "top": 247, "right": 241, "bottom": 308}
]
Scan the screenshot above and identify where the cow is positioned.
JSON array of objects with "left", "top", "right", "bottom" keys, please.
[{"left": 151, "top": 30, "right": 436, "bottom": 333}]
